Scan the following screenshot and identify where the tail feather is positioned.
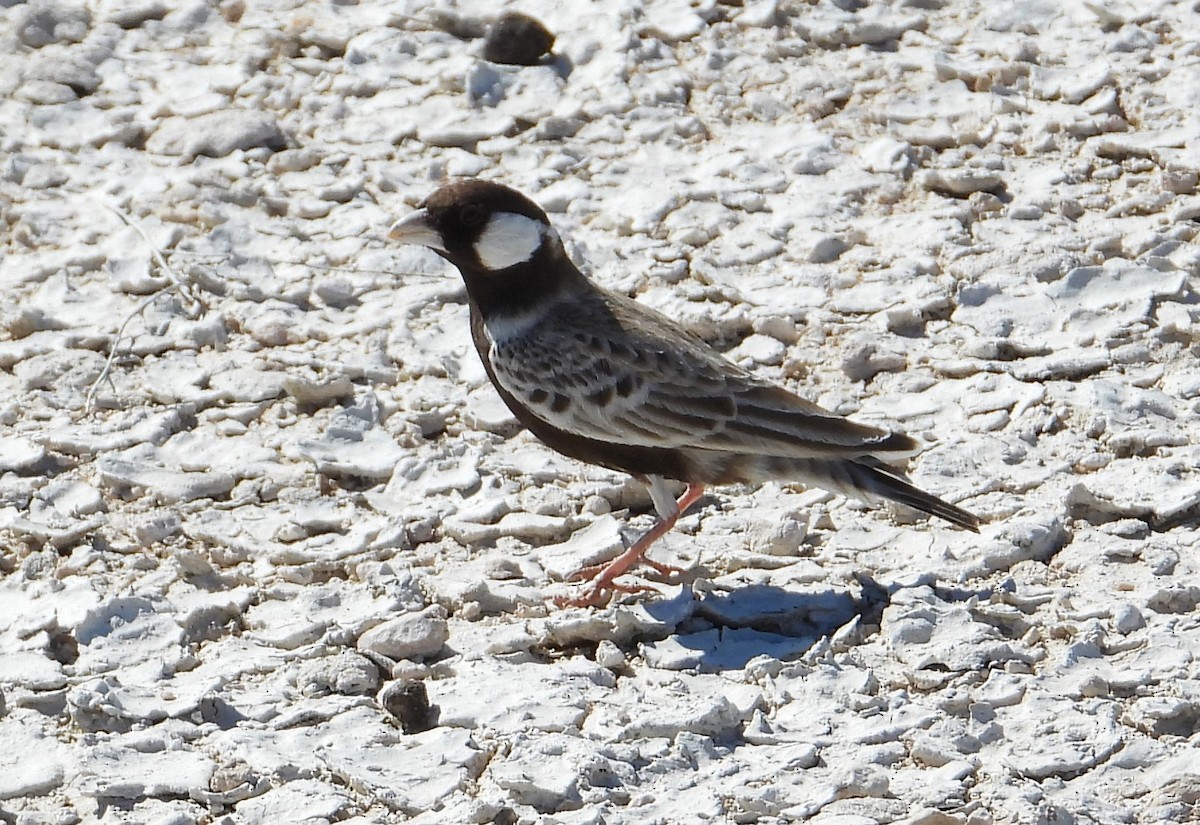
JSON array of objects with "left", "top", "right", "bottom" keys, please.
[
  {"left": 724, "top": 453, "right": 982, "bottom": 532},
  {"left": 848, "top": 461, "right": 980, "bottom": 533}
]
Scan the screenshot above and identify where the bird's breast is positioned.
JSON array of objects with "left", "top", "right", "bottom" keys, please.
[{"left": 481, "top": 305, "right": 547, "bottom": 349}]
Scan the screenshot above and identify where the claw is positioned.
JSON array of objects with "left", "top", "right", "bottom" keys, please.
[
  {"left": 566, "top": 561, "right": 608, "bottom": 583},
  {"left": 552, "top": 481, "right": 705, "bottom": 608},
  {"left": 640, "top": 557, "right": 686, "bottom": 578},
  {"left": 552, "top": 578, "right": 659, "bottom": 609},
  {"left": 565, "top": 555, "right": 684, "bottom": 583}
]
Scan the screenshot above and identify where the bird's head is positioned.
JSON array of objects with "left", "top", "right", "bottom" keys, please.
[{"left": 389, "top": 180, "right": 563, "bottom": 277}]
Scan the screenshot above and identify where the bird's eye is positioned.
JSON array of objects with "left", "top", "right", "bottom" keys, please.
[{"left": 460, "top": 205, "right": 485, "bottom": 227}]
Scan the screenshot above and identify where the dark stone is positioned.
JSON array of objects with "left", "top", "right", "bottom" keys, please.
[
  {"left": 483, "top": 12, "right": 555, "bottom": 66},
  {"left": 382, "top": 680, "right": 438, "bottom": 734}
]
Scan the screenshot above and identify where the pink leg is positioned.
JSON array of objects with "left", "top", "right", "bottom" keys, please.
[{"left": 554, "top": 483, "right": 706, "bottom": 608}]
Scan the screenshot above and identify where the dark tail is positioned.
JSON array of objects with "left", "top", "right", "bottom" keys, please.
[
  {"left": 734, "top": 454, "right": 982, "bottom": 532},
  {"left": 847, "top": 460, "right": 981, "bottom": 532},
  {"left": 734, "top": 450, "right": 979, "bottom": 527}
]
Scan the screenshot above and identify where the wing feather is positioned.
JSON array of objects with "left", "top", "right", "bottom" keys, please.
[{"left": 486, "top": 288, "right": 918, "bottom": 460}]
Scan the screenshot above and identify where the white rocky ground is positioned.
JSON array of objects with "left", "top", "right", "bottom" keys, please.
[{"left": 2, "top": 0, "right": 1199, "bottom": 822}]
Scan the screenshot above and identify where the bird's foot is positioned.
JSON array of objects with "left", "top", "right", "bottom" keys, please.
[
  {"left": 640, "top": 557, "right": 686, "bottom": 578},
  {"left": 565, "top": 555, "right": 682, "bottom": 583},
  {"left": 552, "top": 576, "right": 658, "bottom": 609},
  {"left": 555, "top": 545, "right": 673, "bottom": 607},
  {"left": 554, "top": 554, "right": 687, "bottom": 608},
  {"left": 553, "top": 481, "right": 704, "bottom": 609}
]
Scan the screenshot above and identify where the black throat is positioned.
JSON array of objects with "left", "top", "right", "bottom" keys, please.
[{"left": 455, "top": 242, "right": 584, "bottom": 318}]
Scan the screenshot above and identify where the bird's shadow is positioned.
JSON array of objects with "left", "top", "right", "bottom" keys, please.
[{"left": 638, "top": 575, "right": 999, "bottom": 672}]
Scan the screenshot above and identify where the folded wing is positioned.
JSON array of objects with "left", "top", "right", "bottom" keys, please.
[{"left": 487, "top": 289, "right": 919, "bottom": 461}]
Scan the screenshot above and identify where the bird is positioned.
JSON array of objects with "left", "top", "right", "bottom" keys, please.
[{"left": 389, "top": 180, "right": 981, "bottom": 607}]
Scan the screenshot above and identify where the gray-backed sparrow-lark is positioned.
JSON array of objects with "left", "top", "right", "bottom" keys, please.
[{"left": 390, "top": 180, "right": 980, "bottom": 607}]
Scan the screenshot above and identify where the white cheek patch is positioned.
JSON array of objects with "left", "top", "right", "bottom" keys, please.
[{"left": 474, "top": 212, "right": 548, "bottom": 270}]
